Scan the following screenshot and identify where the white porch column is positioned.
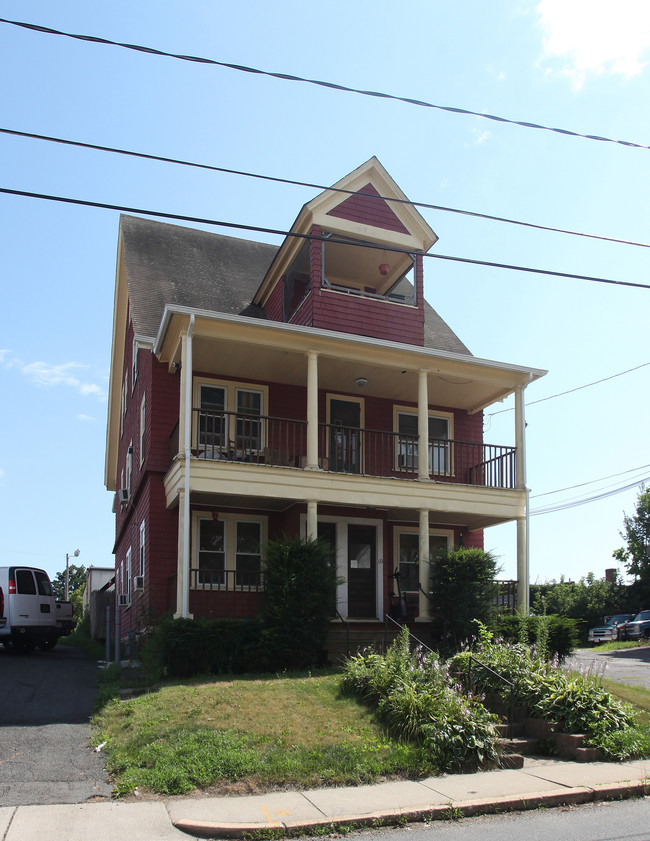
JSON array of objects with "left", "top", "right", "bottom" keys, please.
[
  {"left": 307, "top": 501, "right": 318, "bottom": 540},
  {"left": 306, "top": 351, "right": 319, "bottom": 469},
  {"left": 514, "top": 385, "right": 529, "bottom": 614},
  {"left": 418, "top": 509, "right": 430, "bottom": 620},
  {"left": 417, "top": 369, "right": 429, "bottom": 480},
  {"left": 175, "top": 318, "right": 194, "bottom": 619}
]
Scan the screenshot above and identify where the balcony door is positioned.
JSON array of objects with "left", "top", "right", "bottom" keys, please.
[{"left": 329, "top": 397, "right": 362, "bottom": 474}]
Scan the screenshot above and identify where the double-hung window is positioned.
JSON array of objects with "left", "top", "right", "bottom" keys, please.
[
  {"left": 235, "top": 389, "right": 262, "bottom": 452},
  {"left": 198, "top": 518, "right": 226, "bottom": 586},
  {"left": 396, "top": 411, "right": 451, "bottom": 475},
  {"left": 196, "top": 381, "right": 266, "bottom": 458},
  {"left": 198, "top": 385, "right": 227, "bottom": 455},
  {"left": 235, "top": 521, "right": 262, "bottom": 586}
]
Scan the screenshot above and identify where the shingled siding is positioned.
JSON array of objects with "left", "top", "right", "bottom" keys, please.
[
  {"left": 314, "top": 289, "right": 424, "bottom": 344},
  {"left": 326, "top": 183, "right": 410, "bottom": 234}
]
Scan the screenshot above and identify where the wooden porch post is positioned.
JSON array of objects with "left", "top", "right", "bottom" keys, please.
[
  {"left": 418, "top": 509, "right": 430, "bottom": 620},
  {"left": 418, "top": 369, "right": 429, "bottom": 480},
  {"left": 307, "top": 501, "right": 318, "bottom": 540},
  {"left": 306, "top": 350, "right": 319, "bottom": 469},
  {"left": 515, "top": 385, "right": 529, "bottom": 614}
]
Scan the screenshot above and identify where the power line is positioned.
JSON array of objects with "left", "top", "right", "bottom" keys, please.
[
  {"left": 530, "top": 476, "right": 649, "bottom": 516},
  {"left": 487, "top": 362, "right": 650, "bottom": 417},
  {"left": 531, "top": 463, "right": 650, "bottom": 500},
  {"left": 2, "top": 17, "right": 650, "bottom": 153},
  {"left": 3, "top": 126, "right": 649, "bottom": 251},
  {"left": 2, "top": 185, "right": 649, "bottom": 290}
]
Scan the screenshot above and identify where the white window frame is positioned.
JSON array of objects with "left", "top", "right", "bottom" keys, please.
[
  {"left": 193, "top": 378, "right": 268, "bottom": 456},
  {"left": 126, "top": 441, "right": 133, "bottom": 497},
  {"left": 124, "top": 547, "right": 132, "bottom": 606},
  {"left": 139, "top": 395, "right": 146, "bottom": 466},
  {"left": 393, "top": 406, "right": 454, "bottom": 476},
  {"left": 139, "top": 520, "right": 146, "bottom": 578},
  {"left": 392, "top": 526, "right": 453, "bottom": 597},
  {"left": 192, "top": 512, "right": 267, "bottom": 590},
  {"left": 132, "top": 338, "right": 139, "bottom": 389}
]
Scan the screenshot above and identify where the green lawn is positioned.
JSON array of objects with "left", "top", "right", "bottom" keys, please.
[{"left": 93, "top": 671, "right": 435, "bottom": 796}]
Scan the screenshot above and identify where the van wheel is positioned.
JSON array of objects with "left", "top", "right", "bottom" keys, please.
[{"left": 38, "top": 638, "right": 57, "bottom": 651}]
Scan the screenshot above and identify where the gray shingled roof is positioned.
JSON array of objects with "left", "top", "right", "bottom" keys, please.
[{"left": 120, "top": 215, "right": 471, "bottom": 355}]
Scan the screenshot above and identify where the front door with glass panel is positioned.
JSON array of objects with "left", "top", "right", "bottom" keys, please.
[
  {"left": 330, "top": 399, "right": 361, "bottom": 474},
  {"left": 347, "top": 524, "right": 376, "bottom": 618}
]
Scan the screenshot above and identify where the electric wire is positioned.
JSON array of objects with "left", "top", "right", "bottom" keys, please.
[
  {"left": 2, "top": 17, "right": 649, "bottom": 152},
  {"left": 530, "top": 475, "right": 650, "bottom": 516},
  {"left": 1, "top": 186, "right": 649, "bottom": 290},
  {"left": 487, "top": 362, "right": 650, "bottom": 417},
  {"left": 2, "top": 126, "right": 649, "bottom": 251},
  {"left": 531, "top": 463, "right": 650, "bottom": 499}
]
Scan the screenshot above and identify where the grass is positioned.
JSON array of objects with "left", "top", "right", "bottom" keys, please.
[
  {"left": 93, "top": 670, "right": 435, "bottom": 797},
  {"left": 587, "top": 640, "right": 650, "bottom": 653}
]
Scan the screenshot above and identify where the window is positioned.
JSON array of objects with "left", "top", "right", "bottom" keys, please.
[
  {"left": 198, "top": 518, "right": 225, "bottom": 585},
  {"left": 16, "top": 569, "right": 36, "bottom": 595},
  {"left": 396, "top": 530, "right": 451, "bottom": 611},
  {"left": 35, "top": 571, "right": 53, "bottom": 597},
  {"left": 132, "top": 339, "right": 139, "bottom": 387},
  {"left": 396, "top": 411, "right": 451, "bottom": 474},
  {"left": 199, "top": 385, "right": 226, "bottom": 453},
  {"left": 235, "top": 389, "right": 263, "bottom": 452},
  {"left": 194, "top": 514, "right": 266, "bottom": 589},
  {"left": 126, "top": 442, "right": 133, "bottom": 497},
  {"left": 124, "top": 547, "right": 132, "bottom": 604},
  {"left": 139, "top": 521, "right": 146, "bottom": 577},
  {"left": 195, "top": 380, "right": 267, "bottom": 457},
  {"left": 140, "top": 396, "right": 146, "bottom": 466},
  {"left": 235, "top": 521, "right": 262, "bottom": 586}
]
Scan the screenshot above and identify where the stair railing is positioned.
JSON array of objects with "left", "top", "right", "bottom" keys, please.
[
  {"left": 468, "top": 656, "right": 515, "bottom": 738},
  {"left": 335, "top": 610, "right": 350, "bottom": 659},
  {"left": 384, "top": 613, "right": 435, "bottom": 655}
]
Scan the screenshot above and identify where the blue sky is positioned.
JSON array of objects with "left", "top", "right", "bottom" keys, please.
[{"left": 1, "top": 0, "right": 648, "bottom": 587}]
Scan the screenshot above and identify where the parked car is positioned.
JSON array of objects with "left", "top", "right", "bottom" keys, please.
[
  {"left": 587, "top": 613, "right": 635, "bottom": 645},
  {"left": 620, "top": 610, "right": 650, "bottom": 642},
  {"left": 0, "top": 566, "right": 74, "bottom": 652}
]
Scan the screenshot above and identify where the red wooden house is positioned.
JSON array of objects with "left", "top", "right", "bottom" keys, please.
[{"left": 104, "top": 158, "right": 545, "bottom": 650}]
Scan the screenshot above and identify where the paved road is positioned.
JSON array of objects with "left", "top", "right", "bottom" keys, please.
[
  {"left": 0, "top": 644, "right": 112, "bottom": 806},
  {"left": 566, "top": 645, "right": 650, "bottom": 689}
]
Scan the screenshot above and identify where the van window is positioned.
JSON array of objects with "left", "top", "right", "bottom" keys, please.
[
  {"left": 16, "top": 569, "right": 36, "bottom": 595},
  {"left": 35, "top": 571, "right": 53, "bottom": 597}
]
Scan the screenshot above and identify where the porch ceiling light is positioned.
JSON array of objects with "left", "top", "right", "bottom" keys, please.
[{"left": 356, "top": 376, "right": 368, "bottom": 387}]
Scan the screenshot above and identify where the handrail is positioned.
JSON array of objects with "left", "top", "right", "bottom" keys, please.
[
  {"left": 384, "top": 613, "right": 435, "bottom": 655},
  {"left": 468, "top": 655, "right": 515, "bottom": 738},
  {"left": 335, "top": 610, "right": 350, "bottom": 659}
]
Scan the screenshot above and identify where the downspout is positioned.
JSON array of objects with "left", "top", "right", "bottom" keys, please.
[{"left": 182, "top": 314, "right": 195, "bottom": 618}]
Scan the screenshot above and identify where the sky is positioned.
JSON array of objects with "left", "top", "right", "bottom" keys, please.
[{"left": 0, "top": 0, "right": 648, "bottom": 588}]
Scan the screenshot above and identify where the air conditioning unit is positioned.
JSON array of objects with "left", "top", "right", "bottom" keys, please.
[
  {"left": 133, "top": 576, "right": 144, "bottom": 591},
  {"left": 118, "top": 594, "right": 129, "bottom": 607},
  {"left": 117, "top": 488, "right": 130, "bottom": 505}
]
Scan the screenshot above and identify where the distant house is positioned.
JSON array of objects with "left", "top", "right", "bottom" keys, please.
[
  {"left": 104, "top": 157, "right": 545, "bottom": 652},
  {"left": 82, "top": 566, "right": 115, "bottom": 640}
]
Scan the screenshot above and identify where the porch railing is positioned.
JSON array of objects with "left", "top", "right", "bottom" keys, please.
[
  {"left": 186, "top": 410, "right": 516, "bottom": 489},
  {"left": 188, "top": 567, "right": 264, "bottom": 619}
]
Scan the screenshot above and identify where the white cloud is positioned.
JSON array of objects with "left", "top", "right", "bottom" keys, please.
[
  {"left": 2, "top": 354, "right": 107, "bottom": 401},
  {"left": 76, "top": 414, "right": 96, "bottom": 422},
  {"left": 537, "top": 0, "right": 650, "bottom": 88}
]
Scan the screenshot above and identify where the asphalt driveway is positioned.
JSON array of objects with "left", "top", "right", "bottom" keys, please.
[
  {"left": 566, "top": 645, "right": 650, "bottom": 690},
  {"left": 0, "top": 643, "right": 112, "bottom": 805}
]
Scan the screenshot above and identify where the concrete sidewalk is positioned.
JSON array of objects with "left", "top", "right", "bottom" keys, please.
[{"left": 1, "top": 757, "right": 648, "bottom": 840}]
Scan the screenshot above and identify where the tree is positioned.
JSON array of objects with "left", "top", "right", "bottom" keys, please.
[
  {"left": 613, "top": 486, "right": 650, "bottom": 582},
  {"left": 51, "top": 564, "right": 86, "bottom": 601},
  {"left": 429, "top": 547, "right": 499, "bottom": 651}
]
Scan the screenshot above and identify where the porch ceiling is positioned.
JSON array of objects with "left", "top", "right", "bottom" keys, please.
[{"left": 185, "top": 327, "right": 539, "bottom": 414}]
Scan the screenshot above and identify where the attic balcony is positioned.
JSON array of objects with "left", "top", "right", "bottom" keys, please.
[{"left": 169, "top": 409, "right": 516, "bottom": 489}]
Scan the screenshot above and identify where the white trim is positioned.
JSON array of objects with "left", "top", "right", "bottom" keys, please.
[
  {"left": 193, "top": 512, "right": 267, "bottom": 589},
  {"left": 300, "top": 513, "right": 383, "bottom": 620}
]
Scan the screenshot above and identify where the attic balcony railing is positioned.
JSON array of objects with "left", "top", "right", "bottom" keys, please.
[{"left": 189, "top": 409, "right": 516, "bottom": 489}]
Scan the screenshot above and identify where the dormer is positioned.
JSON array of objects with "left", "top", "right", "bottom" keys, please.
[{"left": 253, "top": 158, "right": 438, "bottom": 345}]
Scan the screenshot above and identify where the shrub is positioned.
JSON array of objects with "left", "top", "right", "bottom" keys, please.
[
  {"left": 261, "top": 536, "right": 337, "bottom": 670},
  {"left": 429, "top": 548, "right": 499, "bottom": 652},
  {"left": 492, "top": 614, "right": 579, "bottom": 662},
  {"left": 341, "top": 629, "right": 500, "bottom": 773}
]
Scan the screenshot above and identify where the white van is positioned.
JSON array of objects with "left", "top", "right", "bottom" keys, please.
[{"left": 0, "top": 566, "right": 62, "bottom": 651}]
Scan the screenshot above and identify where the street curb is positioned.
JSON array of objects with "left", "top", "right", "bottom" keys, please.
[{"left": 171, "top": 781, "right": 650, "bottom": 838}]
